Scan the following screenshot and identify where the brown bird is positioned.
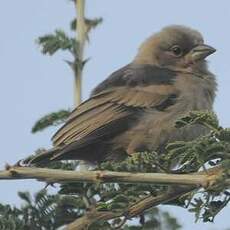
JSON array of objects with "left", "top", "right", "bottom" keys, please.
[{"left": 30, "top": 25, "right": 217, "bottom": 165}]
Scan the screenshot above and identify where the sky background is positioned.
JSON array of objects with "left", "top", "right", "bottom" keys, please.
[{"left": 0, "top": 1, "right": 229, "bottom": 229}]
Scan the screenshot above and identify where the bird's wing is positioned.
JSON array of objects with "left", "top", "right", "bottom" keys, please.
[{"left": 52, "top": 85, "right": 178, "bottom": 150}]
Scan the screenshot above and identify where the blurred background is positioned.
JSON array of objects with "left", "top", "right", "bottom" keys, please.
[{"left": 0, "top": 1, "right": 229, "bottom": 229}]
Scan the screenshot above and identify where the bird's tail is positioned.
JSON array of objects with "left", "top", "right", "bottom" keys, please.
[{"left": 26, "top": 147, "right": 61, "bottom": 166}]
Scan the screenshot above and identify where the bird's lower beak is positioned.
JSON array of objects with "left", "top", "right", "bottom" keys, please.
[{"left": 186, "top": 44, "right": 216, "bottom": 64}]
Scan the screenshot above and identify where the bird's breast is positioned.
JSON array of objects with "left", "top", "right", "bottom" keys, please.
[{"left": 174, "top": 73, "right": 216, "bottom": 111}]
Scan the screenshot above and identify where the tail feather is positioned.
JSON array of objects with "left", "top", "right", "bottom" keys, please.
[
  {"left": 27, "top": 142, "right": 109, "bottom": 166},
  {"left": 28, "top": 147, "right": 61, "bottom": 166}
]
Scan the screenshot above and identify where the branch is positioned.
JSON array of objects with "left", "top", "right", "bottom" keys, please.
[
  {"left": 66, "top": 166, "right": 228, "bottom": 229},
  {"left": 66, "top": 186, "right": 196, "bottom": 230},
  {"left": 0, "top": 165, "right": 227, "bottom": 229},
  {"left": 0, "top": 166, "right": 223, "bottom": 187}
]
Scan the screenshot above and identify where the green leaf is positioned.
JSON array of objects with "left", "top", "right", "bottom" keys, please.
[
  {"left": 17, "top": 192, "right": 31, "bottom": 204},
  {"left": 70, "top": 17, "right": 103, "bottom": 33},
  {"left": 32, "top": 109, "right": 70, "bottom": 133},
  {"left": 175, "top": 111, "right": 219, "bottom": 130},
  {"left": 96, "top": 202, "right": 110, "bottom": 211},
  {"left": 37, "top": 30, "right": 78, "bottom": 56}
]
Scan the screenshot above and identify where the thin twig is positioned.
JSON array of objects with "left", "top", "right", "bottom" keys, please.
[{"left": 66, "top": 185, "right": 196, "bottom": 230}]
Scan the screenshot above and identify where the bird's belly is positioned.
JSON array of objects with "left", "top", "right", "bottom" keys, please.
[{"left": 114, "top": 98, "right": 211, "bottom": 155}]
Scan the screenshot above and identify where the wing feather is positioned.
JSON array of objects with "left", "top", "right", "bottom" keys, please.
[
  {"left": 52, "top": 85, "right": 177, "bottom": 148},
  {"left": 30, "top": 64, "right": 179, "bottom": 164}
]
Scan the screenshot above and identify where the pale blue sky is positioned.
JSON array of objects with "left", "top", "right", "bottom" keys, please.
[{"left": 0, "top": 1, "right": 229, "bottom": 229}]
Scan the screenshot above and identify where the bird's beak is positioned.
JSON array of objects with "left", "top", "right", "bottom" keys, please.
[{"left": 186, "top": 44, "right": 216, "bottom": 64}]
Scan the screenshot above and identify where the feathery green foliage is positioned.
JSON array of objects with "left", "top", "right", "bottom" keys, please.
[
  {"left": 37, "top": 30, "right": 78, "bottom": 56},
  {"left": 31, "top": 109, "right": 71, "bottom": 133},
  {"left": 166, "top": 111, "right": 230, "bottom": 222},
  {"left": 0, "top": 189, "right": 85, "bottom": 230}
]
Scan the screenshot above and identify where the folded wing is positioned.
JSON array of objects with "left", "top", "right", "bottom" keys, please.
[{"left": 30, "top": 64, "right": 178, "bottom": 164}]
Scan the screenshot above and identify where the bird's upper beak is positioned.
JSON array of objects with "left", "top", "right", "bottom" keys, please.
[{"left": 186, "top": 44, "right": 216, "bottom": 64}]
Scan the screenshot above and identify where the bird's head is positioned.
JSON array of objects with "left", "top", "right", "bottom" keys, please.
[{"left": 134, "top": 25, "right": 216, "bottom": 73}]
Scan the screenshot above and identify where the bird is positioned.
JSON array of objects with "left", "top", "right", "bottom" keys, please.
[{"left": 29, "top": 25, "right": 217, "bottom": 165}]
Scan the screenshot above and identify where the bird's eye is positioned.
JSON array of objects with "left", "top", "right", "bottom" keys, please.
[{"left": 171, "top": 45, "right": 183, "bottom": 57}]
